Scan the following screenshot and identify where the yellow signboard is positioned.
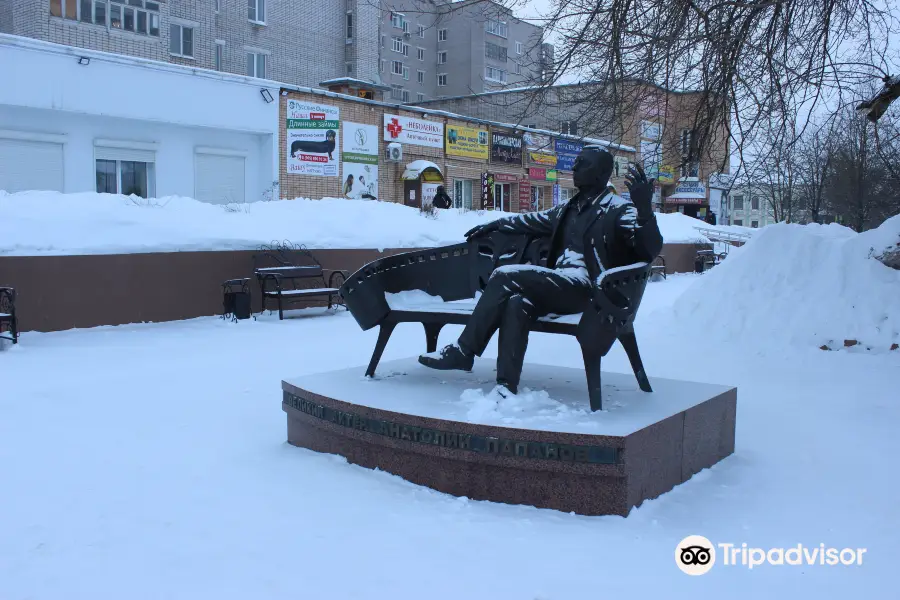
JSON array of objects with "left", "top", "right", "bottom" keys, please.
[
  {"left": 529, "top": 151, "right": 558, "bottom": 167},
  {"left": 446, "top": 125, "right": 490, "bottom": 159},
  {"left": 658, "top": 165, "right": 675, "bottom": 184}
]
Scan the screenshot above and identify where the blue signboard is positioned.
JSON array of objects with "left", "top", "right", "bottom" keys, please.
[{"left": 555, "top": 139, "right": 583, "bottom": 172}]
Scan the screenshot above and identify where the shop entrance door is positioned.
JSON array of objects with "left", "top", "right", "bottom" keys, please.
[
  {"left": 530, "top": 185, "right": 543, "bottom": 211},
  {"left": 493, "top": 183, "right": 511, "bottom": 211}
]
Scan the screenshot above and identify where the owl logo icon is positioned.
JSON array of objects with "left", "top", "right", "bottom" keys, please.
[{"left": 675, "top": 535, "right": 716, "bottom": 575}]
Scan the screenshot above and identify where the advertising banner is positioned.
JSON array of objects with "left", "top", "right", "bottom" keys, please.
[
  {"left": 422, "top": 183, "right": 441, "bottom": 207},
  {"left": 342, "top": 122, "right": 379, "bottom": 199},
  {"left": 529, "top": 167, "right": 547, "bottom": 180},
  {"left": 640, "top": 120, "right": 662, "bottom": 141},
  {"left": 554, "top": 139, "right": 583, "bottom": 172},
  {"left": 640, "top": 139, "right": 661, "bottom": 179},
  {"left": 287, "top": 99, "right": 340, "bottom": 177},
  {"left": 518, "top": 182, "right": 531, "bottom": 213},
  {"left": 523, "top": 131, "right": 552, "bottom": 151},
  {"left": 493, "top": 173, "right": 518, "bottom": 183},
  {"left": 491, "top": 132, "right": 523, "bottom": 164},
  {"left": 552, "top": 184, "right": 561, "bottom": 207},
  {"left": 529, "top": 151, "right": 557, "bottom": 167},
  {"left": 480, "top": 172, "right": 495, "bottom": 210},
  {"left": 658, "top": 165, "right": 675, "bottom": 184},
  {"left": 613, "top": 155, "right": 630, "bottom": 179},
  {"left": 383, "top": 114, "right": 444, "bottom": 148},
  {"left": 546, "top": 169, "right": 558, "bottom": 182},
  {"left": 446, "top": 125, "right": 489, "bottom": 159}
]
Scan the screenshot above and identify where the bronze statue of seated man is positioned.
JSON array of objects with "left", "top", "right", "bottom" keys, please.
[{"left": 418, "top": 146, "right": 663, "bottom": 396}]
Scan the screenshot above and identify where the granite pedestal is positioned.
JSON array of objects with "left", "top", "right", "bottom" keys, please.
[{"left": 282, "top": 358, "right": 736, "bottom": 516}]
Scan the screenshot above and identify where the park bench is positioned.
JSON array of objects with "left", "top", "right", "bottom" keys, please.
[
  {"left": 339, "top": 233, "right": 654, "bottom": 411},
  {"left": 650, "top": 255, "right": 667, "bottom": 280},
  {"left": 0, "top": 287, "right": 18, "bottom": 344},
  {"left": 253, "top": 243, "right": 349, "bottom": 320}
]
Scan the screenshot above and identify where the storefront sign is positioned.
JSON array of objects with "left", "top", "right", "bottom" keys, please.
[
  {"left": 480, "top": 172, "right": 495, "bottom": 210},
  {"left": 523, "top": 131, "right": 552, "bottom": 151},
  {"left": 518, "top": 182, "right": 531, "bottom": 213},
  {"left": 554, "top": 139, "right": 583, "bottom": 172},
  {"left": 658, "top": 165, "right": 675, "bottom": 184},
  {"left": 546, "top": 169, "right": 558, "bottom": 182},
  {"left": 286, "top": 99, "right": 340, "bottom": 177},
  {"left": 674, "top": 181, "right": 706, "bottom": 196},
  {"left": 528, "top": 167, "right": 547, "bottom": 180},
  {"left": 383, "top": 114, "right": 444, "bottom": 148},
  {"left": 446, "top": 125, "right": 489, "bottom": 159},
  {"left": 529, "top": 151, "right": 557, "bottom": 167},
  {"left": 491, "top": 132, "right": 523, "bottom": 164},
  {"left": 640, "top": 120, "right": 662, "bottom": 141},
  {"left": 552, "top": 184, "right": 561, "bottom": 207},
  {"left": 493, "top": 172, "right": 518, "bottom": 183},
  {"left": 342, "top": 122, "right": 379, "bottom": 199}
]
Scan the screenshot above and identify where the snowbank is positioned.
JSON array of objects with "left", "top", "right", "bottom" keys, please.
[
  {"left": 0, "top": 190, "right": 708, "bottom": 256},
  {"left": 669, "top": 215, "right": 900, "bottom": 350}
]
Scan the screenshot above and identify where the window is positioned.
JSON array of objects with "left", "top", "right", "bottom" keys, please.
[
  {"left": 733, "top": 219, "right": 743, "bottom": 226},
  {"left": 417, "top": 47, "right": 425, "bottom": 61},
  {"left": 751, "top": 196, "right": 761, "bottom": 210},
  {"left": 560, "top": 121, "right": 577, "bottom": 135},
  {"left": 391, "top": 12, "right": 406, "bottom": 29},
  {"left": 95, "top": 158, "right": 154, "bottom": 198},
  {"left": 733, "top": 195, "right": 744, "bottom": 210},
  {"left": 417, "top": 70, "right": 424, "bottom": 84},
  {"left": 680, "top": 162, "right": 699, "bottom": 178},
  {"left": 438, "top": 51, "right": 447, "bottom": 64},
  {"left": 515, "top": 41, "right": 523, "bottom": 54},
  {"left": 248, "top": 0, "right": 265, "bottom": 23},
  {"left": 381, "top": 35, "right": 385, "bottom": 48},
  {"left": 454, "top": 179, "right": 474, "bottom": 210},
  {"left": 680, "top": 128, "right": 695, "bottom": 157},
  {"left": 402, "top": 90, "right": 410, "bottom": 103},
  {"left": 247, "top": 51, "right": 267, "bottom": 78},
  {"left": 485, "top": 66, "right": 507, "bottom": 83},
  {"left": 485, "top": 19, "right": 508, "bottom": 38},
  {"left": 417, "top": 24, "right": 425, "bottom": 38},
  {"left": 390, "top": 85, "right": 403, "bottom": 101},
  {"left": 392, "top": 37, "right": 408, "bottom": 55},
  {"left": 417, "top": 93, "right": 425, "bottom": 102},
  {"left": 346, "top": 62, "right": 353, "bottom": 75},
  {"left": 403, "top": 66, "right": 409, "bottom": 80},
  {"left": 514, "top": 61, "right": 521, "bottom": 75},
  {"left": 438, "top": 73, "right": 447, "bottom": 86},
  {"left": 215, "top": 41, "right": 224, "bottom": 71},
  {"left": 346, "top": 12, "right": 353, "bottom": 38},
  {"left": 751, "top": 220, "right": 759, "bottom": 228},
  {"left": 54, "top": 1, "right": 159, "bottom": 35},
  {"left": 169, "top": 23, "right": 194, "bottom": 58},
  {"left": 391, "top": 60, "right": 403, "bottom": 75},
  {"left": 380, "top": 59, "right": 386, "bottom": 73},
  {"left": 485, "top": 41, "right": 507, "bottom": 62},
  {"left": 438, "top": 28, "right": 447, "bottom": 42},
  {"left": 215, "top": 0, "right": 219, "bottom": 12}
]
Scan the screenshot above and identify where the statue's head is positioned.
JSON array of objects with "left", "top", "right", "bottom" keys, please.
[{"left": 573, "top": 146, "right": 614, "bottom": 191}]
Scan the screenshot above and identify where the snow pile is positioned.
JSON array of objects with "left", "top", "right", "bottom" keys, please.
[
  {"left": 0, "top": 190, "right": 708, "bottom": 256},
  {"left": 669, "top": 215, "right": 900, "bottom": 350},
  {"left": 460, "top": 385, "right": 594, "bottom": 427}
]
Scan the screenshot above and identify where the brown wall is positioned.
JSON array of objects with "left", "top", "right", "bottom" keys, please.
[
  {"left": 0, "top": 249, "right": 407, "bottom": 333},
  {"left": 0, "top": 243, "right": 704, "bottom": 334}
]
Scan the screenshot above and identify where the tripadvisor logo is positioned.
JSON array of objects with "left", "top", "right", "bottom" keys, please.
[{"left": 675, "top": 535, "right": 868, "bottom": 575}]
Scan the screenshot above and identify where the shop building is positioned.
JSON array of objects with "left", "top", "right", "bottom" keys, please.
[
  {"left": 0, "top": 34, "right": 277, "bottom": 203},
  {"left": 277, "top": 87, "right": 636, "bottom": 211}
]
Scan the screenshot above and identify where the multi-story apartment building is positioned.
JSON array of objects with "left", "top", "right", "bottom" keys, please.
[
  {"left": 0, "top": 0, "right": 380, "bottom": 87},
  {"left": 378, "top": 0, "right": 549, "bottom": 103},
  {"left": 727, "top": 184, "right": 773, "bottom": 228}
]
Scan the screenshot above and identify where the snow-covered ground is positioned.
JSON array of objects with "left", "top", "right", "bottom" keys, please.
[
  {"left": 0, "top": 190, "right": 710, "bottom": 256},
  {"left": 1, "top": 267, "right": 897, "bottom": 599}
]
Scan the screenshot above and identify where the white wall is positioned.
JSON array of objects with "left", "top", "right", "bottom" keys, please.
[{"left": 0, "top": 35, "right": 279, "bottom": 199}]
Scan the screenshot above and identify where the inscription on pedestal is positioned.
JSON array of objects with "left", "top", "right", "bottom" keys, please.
[{"left": 284, "top": 391, "right": 619, "bottom": 464}]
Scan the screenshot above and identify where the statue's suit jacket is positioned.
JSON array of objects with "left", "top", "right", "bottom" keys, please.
[{"left": 488, "top": 189, "right": 664, "bottom": 284}]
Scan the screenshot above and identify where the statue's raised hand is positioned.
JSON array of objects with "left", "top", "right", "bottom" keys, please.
[
  {"left": 465, "top": 221, "right": 500, "bottom": 240},
  {"left": 624, "top": 164, "right": 655, "bottom": 219}
]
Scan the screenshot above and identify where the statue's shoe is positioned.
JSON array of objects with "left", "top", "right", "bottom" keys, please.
[{"left": 418, "top": 343, "right": 474, "bottom": 371}]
